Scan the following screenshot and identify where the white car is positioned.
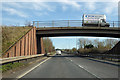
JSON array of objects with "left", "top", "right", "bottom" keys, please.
[{"left": 56, "top": 50, "right": 61, "bottom": 55}]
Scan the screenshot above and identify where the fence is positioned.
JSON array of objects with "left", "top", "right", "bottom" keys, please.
[
  {"left": 77, "top": 53, "right": 120, "bottom": 62},
  {"left": 33, "top": 20, "right": 120, "bottom": 28}
]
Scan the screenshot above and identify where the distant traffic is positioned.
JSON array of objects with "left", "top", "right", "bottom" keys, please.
[{"left": 56, "top": 49, "right": 62, "bottom": 55}]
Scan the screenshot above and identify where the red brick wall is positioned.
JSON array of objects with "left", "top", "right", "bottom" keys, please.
[{"left": 2, "top": 27, "right": 37, "bottom": 58}]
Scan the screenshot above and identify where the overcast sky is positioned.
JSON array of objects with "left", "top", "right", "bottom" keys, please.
[{"left": 1, "top": 0, "right": 120, "bottom": 49}]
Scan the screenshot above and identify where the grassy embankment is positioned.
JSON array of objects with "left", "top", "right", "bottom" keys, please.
[
  {"left": 1, "top": 26, "right": 32, "bottom": 72},
  {"left": 2, "top": 27, "right": 32, "bottom": 55}
]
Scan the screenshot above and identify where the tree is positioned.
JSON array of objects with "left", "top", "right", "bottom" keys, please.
[
  {"left": 72, "top": 47, "right": 77, "bottom": 52},
  {"left": 43, "top": 38, "right": 55, "bottom": 53},
  {"left": 97, "top": 41, "right": 105, "bottom": 49},
  {"left": 85, "top": 44, "right": 94, "bottom": 49},
  {"left": 78, "top": 38, "right": 92, "bottom": 49},
  {"left": 78, "top": 38, "right": 87, "bottom": 49},
  {"left": 93, "top": 39, "right": 99, "bottom": 48},
  {"left": 104, "top": 39, "right": 119, "bottom": 49}
]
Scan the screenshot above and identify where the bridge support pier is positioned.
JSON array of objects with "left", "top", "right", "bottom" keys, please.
[{"left": 37, "top": 36, "right": 45, "bottom": 54}]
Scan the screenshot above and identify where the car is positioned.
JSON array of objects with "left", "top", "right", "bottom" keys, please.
[{"left": 56, "top": 50, "right": 61, "bottom": 55}]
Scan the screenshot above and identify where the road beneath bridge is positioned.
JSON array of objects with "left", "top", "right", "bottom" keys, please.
[{"left": 20, "top": 53, "right": 118, "bottom": 79}]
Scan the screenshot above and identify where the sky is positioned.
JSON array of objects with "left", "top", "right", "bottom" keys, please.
[
  {"left": 1, "top": 0, "right": 120, "bottom": 49},
  {"left": 1, "top": 1, "right": 119, "bottom": 26}
]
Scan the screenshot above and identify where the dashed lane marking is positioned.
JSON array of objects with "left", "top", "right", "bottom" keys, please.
[{"left": 66, "top": 57, "right": 102, "bottom": 80}]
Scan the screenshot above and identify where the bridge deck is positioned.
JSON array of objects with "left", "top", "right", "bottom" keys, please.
[
  {"left": 36, "top": 27, "right": 120, "bottom": 30},
  {"left": 36, "top": 27, "right": 120, "bottom": 38}
]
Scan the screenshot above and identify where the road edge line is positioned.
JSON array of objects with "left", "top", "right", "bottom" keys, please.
[{"left": 17, "top": 57, "right": 51, "bottom": 79}]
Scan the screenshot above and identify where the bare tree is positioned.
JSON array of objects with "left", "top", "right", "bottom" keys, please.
[
  {"left": 104, "top": 39, "right": 119, "bottom": 49},
  {"left": 78, "top": 38, "right": 86, "bottom": 49},
  {"left": 78, "top": 38, "right": 92, "bottom": 49},
  {"left": 97, "top": 41, "right": 105, "bottom": 49},
  {"left": 93, "top": 39, "right": 99, "bottom": 48},
  {"left": 43, "top": 37, "right": 55, "bottom": 53}
]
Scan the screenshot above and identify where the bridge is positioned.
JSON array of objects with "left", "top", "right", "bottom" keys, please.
[
  {"left": 36, "top": 27, "right": 120, "bottom": 55},
  {"left": 35, "top": 20, "right": 120, "bottom": 54},
  {"left": 2, "top": 20, "right": 120, "bottom": 57},
  {"left": 1, "top": 20, "right": 120, "bottom": 79},
  {"left": 36, "top": 27, "right": 120, "bottom": 38}
]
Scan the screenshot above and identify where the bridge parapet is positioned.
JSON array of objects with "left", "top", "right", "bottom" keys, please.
[{"left": 33, "top": 20, "right": 120, "bottom": 28}]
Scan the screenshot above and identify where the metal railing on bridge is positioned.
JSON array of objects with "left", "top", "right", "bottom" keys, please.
[{"left": 33, "top": 20, "right": 120, "bottom": 28}]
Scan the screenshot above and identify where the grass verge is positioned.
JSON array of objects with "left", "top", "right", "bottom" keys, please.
[
  {"left": 0, "top": 62, "right": 25, "bottom": 73},
  {"left": 2, "top": 26, "right": 32, "bottom": 54}
]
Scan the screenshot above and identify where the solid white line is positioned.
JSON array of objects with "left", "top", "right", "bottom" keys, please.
[{"left": 17, "top": 57, "right": 51, "bottom": 79}]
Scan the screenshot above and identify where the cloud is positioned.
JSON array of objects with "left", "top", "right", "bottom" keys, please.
[
  {"left": 32, "top": 2, "right": 55, "bottom": 12},
  {"left": 2, "top": 2, "right": 56, "bottom": 18},
  {"left": 3, "top": 2, "right": 55, "bottom": 12},
  {"left": 104, "top": 2, "right": 118, "bottom": 15},
  {"left": 62, "top": 6, "right": 68, "bottom": 11},
  {"left": 2, "top": 2, "right": 23, "bottom": 8},
  {"left": 61, "top": 0, "right": 81, "bottom": 10},
  {"left": 34, "top": 11, "right": 48, "bottom": 17},
  {"left": 1, "top": 0, "right": 120, "bottom": 2},
  {"left": 85, "top": 2, "right": 96, "bottom": 11},
  {"left": 3, "top": 7, "right": 28, "bottom": 18}
]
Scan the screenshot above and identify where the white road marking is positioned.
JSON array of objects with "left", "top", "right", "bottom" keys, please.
[
  {"left": 78, "top": 65, "right": 84, "bottom": 68},
  {"left": 17, "top": 57, "right": 51, "bottom": 79},
  {"left": 77, "top": 64, "right": 101, "bottom": 79},
  {"left": 66, "top": 57, "right": 101, "bottom": 79}
]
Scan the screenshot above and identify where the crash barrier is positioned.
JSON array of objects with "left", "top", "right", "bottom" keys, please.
[
  {"left": 77, "top": 53, "right": 120, "bottom": 62},
  {"left": 0, "top": 54, "right": 44, "bottom": 65}
]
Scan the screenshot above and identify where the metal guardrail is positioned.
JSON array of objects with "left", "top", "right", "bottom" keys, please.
[
  {"left": 77, "top": 53, "right": 120, "bottom": 62},
  {"left": 33, "top": 20, "right": 120, "bottom": 28},
  {"left": 0, "top": 54, "right": 44, "bottom": 65}
]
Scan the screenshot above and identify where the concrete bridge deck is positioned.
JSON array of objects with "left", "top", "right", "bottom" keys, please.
[{"left": 36, "top": 27, "right": 120, "bottom": 38}]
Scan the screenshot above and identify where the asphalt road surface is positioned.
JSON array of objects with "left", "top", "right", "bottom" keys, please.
[{"left": 21, "top": 53, "right": 118, "bottom": 79}]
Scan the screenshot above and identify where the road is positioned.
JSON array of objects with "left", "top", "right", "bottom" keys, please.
[{"left": 21, "top": 53, "right": 118, "bottom": 79}]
